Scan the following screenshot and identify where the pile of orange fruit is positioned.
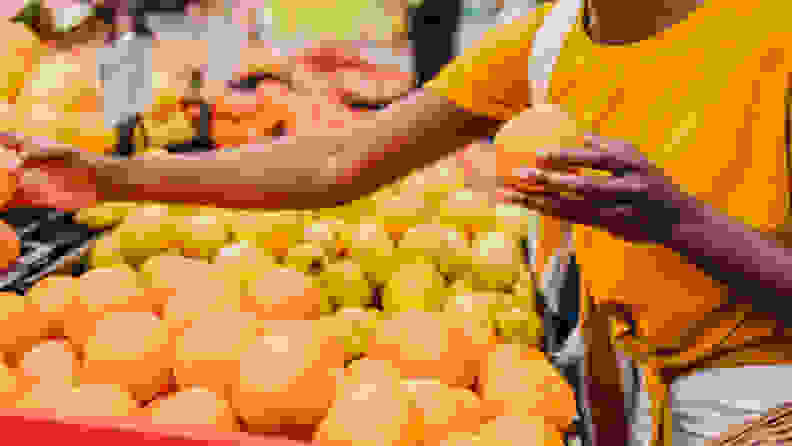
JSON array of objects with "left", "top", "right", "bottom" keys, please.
[{"left": 0, "top": 241, "right": 573, "bottom": 445}]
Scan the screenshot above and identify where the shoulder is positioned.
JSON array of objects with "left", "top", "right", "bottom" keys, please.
[{"left": 423, "top": 3, "right": 557, "bottom": 121}]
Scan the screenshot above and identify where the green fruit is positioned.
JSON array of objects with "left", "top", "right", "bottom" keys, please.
[
  {"left": 320, "top": 260, "right": 373, "bottom": 308},
  {"left": 443, "top": 291, "right": 505, "bottom": 330},
  {"left": 321, "top": 307, "right": 380, "bottom": 360},
  {"left": 74, "top": 202, "right": 137, "bottom": 229},
  {"left": 175, "top": 214, "right": 231, "bottom": 260},
  {"left": 375, "top": 193, "right": 430, "bottom": 233},
  {"left": 230, "top": 210, "right": 305, "bottom": 255},
  {"left": 469, "top": 232, "right": 522, "bottom": 292},
  {"left": 303, "top": 219, "right": 346, "bottom": 261},
  {"left": 449, "top": 273, "right": 476, "bottom": 296},
  {"left": 382, "top": 259, "right": 448, "bottom": 313},
  {"left": 494, "top": 203, "right": 539, "bottom": 241},
  {"left": 115, "top": 205, "right": 178, "bottom": 267},
  {"left": 396, "top": 224, "right": 472, "bottom": 282},
  {"left": 340, "top": 222, "right": 397, "bottom": 286},
  {"left": 89, "top": 232, "right": 126, "bottom": 269},
  {"left": 495, "top": 308, "right": 544, "bottom": 347},
  {"left": 285, "top": 243, "right": 330, "bottom": 275},
  {"left": 213, "top": 241, "right": 279, "bottom": 294},
  {"left": 437, "top": 189, "right": 498, "bottom": 235},
  {"left": 504, "top": 268, "right": 537, "bottom": 313},
  {"left": 399, "top": 162, "right": 465, "bottom": 213}
]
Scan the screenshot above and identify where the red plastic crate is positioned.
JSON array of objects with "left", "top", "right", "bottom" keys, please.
[{"left": 0, "top": 408, "right": 313, "bottom": 446}]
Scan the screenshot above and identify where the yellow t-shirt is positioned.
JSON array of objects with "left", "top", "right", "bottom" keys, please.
[{"left": 426, "top": 1, "right": 792, "bottom": 444}]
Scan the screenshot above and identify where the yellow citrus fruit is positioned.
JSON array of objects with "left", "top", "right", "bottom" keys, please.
[
  {"left": 469, "top": 232, "right": 523, "bottom": 292},
  {"left": 88, "top": 231, "right": 126, "bottom": 269},
  {"left": 172, "top": 214, "right": 230, "bottom": 260},
  {"left": 213, "top": 240, "right": 279, "bottom": 295}
]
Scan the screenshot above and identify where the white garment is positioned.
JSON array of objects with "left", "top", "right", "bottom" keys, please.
[
  {"left": 497, "top": 0, "right": 540, "bottom": 25},
  {"left": 455, "top": 0, "right": 502, "bottom": 54},
  {"left": 145, "top": 12, "right": 246, "bottom": 82},
  {"left": 625, "top": 363, "right": 792, "bottom": 446}
]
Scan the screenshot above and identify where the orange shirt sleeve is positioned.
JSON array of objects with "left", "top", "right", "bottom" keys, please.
[{"left": 423, "top": 3, "right": 554, "bottom": 122}]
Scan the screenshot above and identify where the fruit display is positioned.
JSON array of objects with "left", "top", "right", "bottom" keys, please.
[
  {"left": 0, "top": 20, "right": 46, "bottom": 108},
  {"left": 8, "top": 36, "right": 214, "bottom": 156},
  {"left": 0, "top": 139, "right": 555, "bottom": 442},
  {"left": 0, "top": 33, "right": 565, "bottom": 441}
]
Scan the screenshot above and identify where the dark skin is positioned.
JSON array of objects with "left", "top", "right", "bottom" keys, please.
[{"left": 9, "top": 1, "right": 792, "bottom": 445}]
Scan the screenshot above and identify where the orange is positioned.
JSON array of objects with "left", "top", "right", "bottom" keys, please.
[
  {"left": 0, "top": 220, "right": 19, "bottom": 269},
  {"left": 0, "top": 361, "right": 21, "bottom": 409},
  {"left": 66, "top": 383, "right": 138, "bottom": 418},
  {"left": 162, "top": 279, "right": 243, "bottom": 337},
  {"left": 367, "top": 310, "right": 496, "bottom": 388},
  {"left": 14, "top": 380, "right": 77, "bottom": 414},
  {"left": 148, "top": 387, "right": 239, "bottom": 433},
  {"left": 16, "top": 382, "right": 138, "bottom": 421},
  {"left": 243, "top": 268, "right": 322, "bottom": 320},
  {"left": 0, "top": 21, "right": 45, "bottom": 104},
  {"left": 338, "top": 358, "right": 403, "bottom": 396},
  {"left": 401, "top": 379, "right": 484, "bottom": 444},
  {"left": 66, "top": 265, "right": 148, "bottom": 347},
  {"left": 18, "top": 339, "right": 79, "bottom": 388},
  {"left": 26, "top": 275, "right": 80, "bottom": 338},
  {"left": 0, "top": 168, "right": 18, "bottom": 212},
  {"left": 231, "top": 320, "right": 345, "bottom": 434},
  {"left": 315, "top": 374, "right": 424, "bottom": 446},
  {"left": 148, "top": 257, "right": 243, "bottom": 334},
  {"left": 0, "top": 291, "right": 47, "bottom": 363},
  {"left": 479, "top": 344, "right": 577, "bottom": 431},
  {"left": 138, "top": 255, "right": 211, "bottom": 290},
  {"left": 210, "top": 117, "right": 250, "bottom": 149},
  {"left": 258, "top": 230, "right": 294, "bottom": 259},
  {"left": 477, "top": 415, "right": 564, "bottom": 446},
  {"left": 172, "top": 310, "right": 260, "bottom": 400},
  {"left": 494, "top": 103, "right": 583, "bottom": 188},
  {"left": 80, "top": 312, "right": 172, "bottom": 402},
  {"left": 438, "top": 432, "right": 482, "bottom": 446}
]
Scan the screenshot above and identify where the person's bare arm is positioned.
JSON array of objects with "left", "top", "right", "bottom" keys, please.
[{"left": 86, "top": 90, "right": 502, "bottom": 209}]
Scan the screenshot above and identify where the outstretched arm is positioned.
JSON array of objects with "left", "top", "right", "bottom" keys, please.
[{"left": 55, "top": 90, "right": 502, "bottom": 210}]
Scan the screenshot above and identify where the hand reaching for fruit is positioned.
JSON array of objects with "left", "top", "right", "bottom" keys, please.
[
  {"left": 4, "top": 133, "right": 102, "bottom": 210},
  {"left": 499, "top": 134, "right": 701, "bottom": 245}
]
